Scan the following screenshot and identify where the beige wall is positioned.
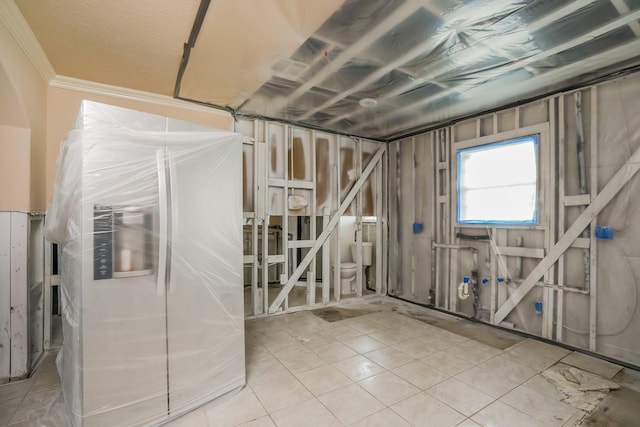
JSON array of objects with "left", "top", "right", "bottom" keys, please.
[
  {"left": 0, "top": 23, "right": 48, "bottom": 211},
  {"left": 3, "top": 9, "right": 235, "bottom": 211},
  {"left": 0, "top": 126, "right": 31, "bottom": 211},
  {"left": 45, "top": 85, "right": 234, "bottom": 206}
]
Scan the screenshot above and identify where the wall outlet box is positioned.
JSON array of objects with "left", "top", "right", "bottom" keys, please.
[
  {"left": 534, "top": 301, "right": 543, "bottom": 315},
  {"left": 595, "top": 226, "right": 614, "bottom": 240}
]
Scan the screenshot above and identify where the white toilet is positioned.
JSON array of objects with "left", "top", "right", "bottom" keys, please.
[
  {"left": 339, "top": 262, "right": 358, "bottom": 295},
  {"left": 339, "top": 242, "right": 373, "bottom": 295}
]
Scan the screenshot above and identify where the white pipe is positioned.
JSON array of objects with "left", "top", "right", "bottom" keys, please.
[
  {"left": 431, "top": 243, "right": 477, "bottom": 251},
  {"left": 458, "top": 278, "right": 470, "bottom": 300},
  {"left": 535, "top": 281, "right": 589, "bottom": 295}
]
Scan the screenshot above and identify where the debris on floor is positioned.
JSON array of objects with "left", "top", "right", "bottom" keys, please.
[
  {"left": 541, "top": 364, "right": 617, "bottom": 414},
  {"left": 6, "top": 297, "right": 639, "bottom": 427},
  {"left": 560, "top": 351, "right": 623, "bottom": 379},
  {"left": 562, "top": 367, "right": 620, "bottom": 392}
]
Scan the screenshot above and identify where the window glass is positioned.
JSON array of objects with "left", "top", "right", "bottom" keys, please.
[{"left": 457, "top": 135, "right": 538, "bottom": 224}]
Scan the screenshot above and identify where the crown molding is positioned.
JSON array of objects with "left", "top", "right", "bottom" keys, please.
[
  {"left": 0, "top": 1, "right": 56, "bottom": 82},
  {"left": 50, "top": 75, "right": 231, "bottom": 117},
  {"left": 1, "top": 1, "right": 229, "bottom": 118}
]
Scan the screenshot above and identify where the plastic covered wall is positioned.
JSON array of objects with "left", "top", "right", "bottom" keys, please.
[
  {"left": 389, "top": 71, "right": 640, "bottom": 367},
  {"left": 387, "top": 134, "right": 435, "bottom": 304},
  {"left": 45, "top": 101, "right": 245, "bottom": 426},
  {"left": 560, "top": 74, "right": 640, "bottom": 365}
]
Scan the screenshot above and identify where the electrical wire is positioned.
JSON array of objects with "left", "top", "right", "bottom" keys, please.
[
  {"left": 563, "top": 86, "right": 636, "bottom": 336},
  {"left": 563, "top": 238, "right": 638, "bottom": 336},
  {"left": 600, "top": 239, "right": 638, "bottom": 336}
]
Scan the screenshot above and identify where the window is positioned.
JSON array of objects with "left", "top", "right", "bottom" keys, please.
[{"left": 457, "top": 135, "right": 538, "bottom": 224}]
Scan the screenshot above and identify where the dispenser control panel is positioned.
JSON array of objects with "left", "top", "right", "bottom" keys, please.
[
  {"left": 93, "top": 204, "right": 154, "bottom": 280},
  {"left": 93, "top": 205, "right": 113, "bottom": 280}
]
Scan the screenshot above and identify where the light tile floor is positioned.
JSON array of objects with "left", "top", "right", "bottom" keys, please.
[{"left": 0, "top": 297, "right": 635, "bottom": 426}]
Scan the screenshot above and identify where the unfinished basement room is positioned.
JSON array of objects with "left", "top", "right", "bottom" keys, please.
[{"left": 2, "top": 0, "right": 640, "bottom": 426}]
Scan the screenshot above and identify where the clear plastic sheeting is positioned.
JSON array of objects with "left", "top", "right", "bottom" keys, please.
[
  {"left": 45, "top": 101, "right": 245, "bottom": 426},
  {"left": 182, "top": 0, "right": 640, "bottom": 140},
  {"left": 388, "top": 71, "right": 640, "bottom": 367}
]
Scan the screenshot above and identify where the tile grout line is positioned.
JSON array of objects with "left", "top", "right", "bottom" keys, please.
[
  {"left": 283, "top": 320, "right": 387, "bottom": 425},
  {"left": 249, "top": 321, "right": 366, "bottom": 425},
  {"left": 250, "top": 315, "right": 437, "bottom": 426}
]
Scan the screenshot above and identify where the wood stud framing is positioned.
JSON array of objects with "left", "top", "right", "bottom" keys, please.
[
  {"left": 589, "top": 87, "right": 599, "bottom": 351},
  {"left": 494, "top": 115, "right": 640, "bottom": 324},
  {"left": 543, "top": 98, "right": 557, "bottom": 339},
  {"left": 238, "top": 119, "right": 386, "bottom": 316},
  {"left": 444, "top": 112, "right": 553, "bottom": 327},
  {"left": 233, "top": 79, "right": 632, "bottom": 368},
  {"left": 557, "top": 95, "right": 566, "bottom": 341},
  {"left": 270, "top": 145, "right": 386, "bottom": 312}
]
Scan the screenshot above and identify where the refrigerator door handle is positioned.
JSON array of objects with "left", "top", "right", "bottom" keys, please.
[
  {"left": 156, "top": 149, "right": 168, "bottom": 296},
  {"left": 168, "top": 150, "right": 179, "bottom": 294}
]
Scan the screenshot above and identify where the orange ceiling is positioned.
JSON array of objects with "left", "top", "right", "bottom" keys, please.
[
  {"left": 16, "top": 0, "right": 202, "bottom": 95},
  {"left": 15, "top": 0, "right": 343, "bottom": 102}
]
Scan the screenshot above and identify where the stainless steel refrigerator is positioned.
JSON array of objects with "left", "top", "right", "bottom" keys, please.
[{"left": 46, "top": 101, "right": 245, "bottom": 426}]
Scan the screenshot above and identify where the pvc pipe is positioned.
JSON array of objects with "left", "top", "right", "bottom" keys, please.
[{"left": 431, "top": 243, "right": 477, "bottom": 252}]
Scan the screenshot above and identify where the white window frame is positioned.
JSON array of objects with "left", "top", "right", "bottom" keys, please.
[{"left": 452, "top": 123, "right": 550, "bottom": 230}]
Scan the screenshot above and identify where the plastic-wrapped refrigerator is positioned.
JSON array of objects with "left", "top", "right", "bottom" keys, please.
[{"left": 45, "top": 100, "right": 245, "bottom": 426}]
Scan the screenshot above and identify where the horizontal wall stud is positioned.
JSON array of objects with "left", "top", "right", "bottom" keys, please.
[
  {"left": 267, "top": 179, "right": 314, "bottom": 189},
  {"left": 266, "top": 255, "right": 285, "bottom": 264},
  {"left": 287, "top": 240, "right": 315, "bottom": 249},
  {"left": 564, "top": 194, "right": 591, "bottom": 206},
  {"left": 571, "top": 238, "right": 590, "bottom": 249}
]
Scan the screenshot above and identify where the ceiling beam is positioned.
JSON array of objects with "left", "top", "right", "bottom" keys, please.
[
  {"left": 609, "top": 0, "right": 640, "bottom": 36},
  {"left": 326, "top": 0, "right": 599, "bottom": 128},
  {"left": 353, "top": 9, "right": 640, "bottom": 136},
  {"left": 384, "top": 37, "right": 640, "bottom": 139},
  {"left": 274, "top": 0, "right": 421, "bottom": 110},
  {"left": 297, "top": 30, "right": 450, "bottom": 121}
]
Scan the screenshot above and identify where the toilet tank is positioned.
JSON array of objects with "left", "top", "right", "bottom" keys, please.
[{"left": 350, "top": 242, "right": 373, "bottom": 266}]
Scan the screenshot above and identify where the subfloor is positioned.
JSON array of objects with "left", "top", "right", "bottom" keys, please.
[{"left": 1, "top": 296, "right": 639, "bottom": 426}]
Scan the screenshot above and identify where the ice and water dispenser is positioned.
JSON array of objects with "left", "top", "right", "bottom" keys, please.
[{"left": 94, "top": 205, "right": 154, "bottom": 280}]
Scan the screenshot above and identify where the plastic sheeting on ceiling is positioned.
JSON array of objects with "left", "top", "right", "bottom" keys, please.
[{"left": 180, "top": 0, "right": 640, "bottom": 141}]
